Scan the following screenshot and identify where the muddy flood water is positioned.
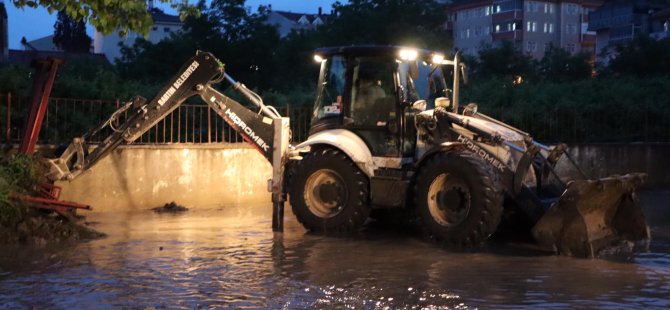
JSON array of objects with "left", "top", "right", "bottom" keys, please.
[{"left": 1, "top": 191, "right": 669, "bottom": 309}]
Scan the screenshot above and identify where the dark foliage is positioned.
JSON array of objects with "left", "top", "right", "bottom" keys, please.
[
  {"left": 53, "top": 11, "right": 92, "bottom": 53},
  {"left": 2, "top": 0, "right": 669, "bottom": 143},
  {"left": 605, "top": 35, "right": 670, "bottom": 77}
]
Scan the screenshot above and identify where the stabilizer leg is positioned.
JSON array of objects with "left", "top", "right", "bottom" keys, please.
[{"left": 272, "top": 200, "right": 284, "bottom": 232}]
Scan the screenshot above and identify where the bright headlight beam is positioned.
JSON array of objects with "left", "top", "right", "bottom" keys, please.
[
  {"left": 431, "top": 54, "right": 445, "bottom": 64},
  {"left": 399, "top": 49, "right": 418, "bottom": 61},
  {"left": 313, "top": 54, "right": 324, "bottom": 63}
]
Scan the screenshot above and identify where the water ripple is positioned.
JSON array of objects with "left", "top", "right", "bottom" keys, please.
[{"left": 1, "top": 193, "right": 669, "bottom": 308}]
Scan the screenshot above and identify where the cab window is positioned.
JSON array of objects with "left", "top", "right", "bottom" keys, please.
[{"left": 312, "top": 56, "right": 347, "bottom": 123}]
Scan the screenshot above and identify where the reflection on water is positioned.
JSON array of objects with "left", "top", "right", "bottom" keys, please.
[{"left": 1, "top": 191, "right": 669, "bottom": 309}]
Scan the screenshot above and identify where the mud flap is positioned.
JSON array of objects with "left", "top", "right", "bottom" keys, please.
[{"left": 531, "top": 173, "right": 649, "bottom": 258}]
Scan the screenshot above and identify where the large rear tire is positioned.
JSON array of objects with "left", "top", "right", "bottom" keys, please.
[
  {"left": 289, "top": 148, "right": 370, "bottom": 233},
  {"left": 414, "top": 149, "right": 503, "bottom": 246}
]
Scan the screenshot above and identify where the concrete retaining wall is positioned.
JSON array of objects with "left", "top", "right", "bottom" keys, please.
[
  {"left": 53, "top": 143, "right": 670, "bottom": 211},
  {"left": 56, "top": 144, "right": 272, "bottom": 211},
  {"left": 559, "top": 144, "right": 670, "bottom": 189}
]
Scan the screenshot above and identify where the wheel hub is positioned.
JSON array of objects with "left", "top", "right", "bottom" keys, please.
[
  {"left": 427, "top": 174, "right": 471, "bottom": 227},
  {"left": 317, "top": 182, "right": 341, "bottom": 204},
  {"left": 304, "top": 169, "right": 348, "bottom": 218}
]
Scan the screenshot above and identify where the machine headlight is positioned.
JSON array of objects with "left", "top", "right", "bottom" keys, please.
[
  {"left": 399, "top": 49, "right": 418, "bottom": 61},
  {"left": 431, "top": 54, "right": 445, "bottom": 65}
]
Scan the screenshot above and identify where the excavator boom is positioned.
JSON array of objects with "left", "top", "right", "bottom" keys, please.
[{"left": 44, "top": 51, "right": 291, "bottom": 230}]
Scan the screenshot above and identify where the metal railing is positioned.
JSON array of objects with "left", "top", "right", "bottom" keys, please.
[
  {"left": 3, "top": 93, "right": 669, "bottom": 146},
  {"left": 0, "top": 93, "right": 314, "bottom": 146}
]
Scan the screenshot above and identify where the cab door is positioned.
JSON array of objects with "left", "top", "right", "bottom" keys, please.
[{"left": 345, "top": 56, "right": 400, "bottom": 157}]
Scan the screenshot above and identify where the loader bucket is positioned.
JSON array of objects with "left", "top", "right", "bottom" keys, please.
[{"left": 531, "top": 173, "right": 649, "bottom": 258}]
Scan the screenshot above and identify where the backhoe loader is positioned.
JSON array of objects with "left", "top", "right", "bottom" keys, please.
[{"left": 45, "top": 46, "right": 649, "bottom": 257}]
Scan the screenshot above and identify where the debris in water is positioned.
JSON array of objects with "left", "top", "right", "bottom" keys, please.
[{"left": 152, "top": 202, "right": 189, "bottom": 213}]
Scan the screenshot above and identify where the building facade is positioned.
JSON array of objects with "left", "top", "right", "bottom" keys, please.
[
  {"left": 265, "top": 7, "right": 330, "bottom": 37},
  {"left": 93, "top": 8, "right": 182, "bottom": 63},
  {"left": 589, "top": 0, "right": 670, "bottom": 63},
  {"left": 0, "top": 1, "right": 7, "bottom": 62},
  {"left": 450, "top": 0, "right": 603, "bottom": 59}
]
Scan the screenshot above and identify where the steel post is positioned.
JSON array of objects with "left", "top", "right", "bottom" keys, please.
[
  {"left": 272, "top": 200, "right": 284, "bottom": 231},
  {"left": 6, "top": 92, "right": 10, "bottom": 144},
  {"left": 19, "top": 57, "right": 64, "bottom": 154}
]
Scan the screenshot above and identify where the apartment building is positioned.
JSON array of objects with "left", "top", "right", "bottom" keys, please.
[
  {"left": 93, "top": 7, "right": 183, "bottom": 63},
  {"left": 589, "top": 0, "right": 670, "bottom": 63},
  {"left": 449, "top": 0, "right": 603, "bottom": 59}
]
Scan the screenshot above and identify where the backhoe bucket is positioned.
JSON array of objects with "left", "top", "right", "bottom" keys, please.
[{"left": 531, "top": 173, "right": 649, "bottom": 257}]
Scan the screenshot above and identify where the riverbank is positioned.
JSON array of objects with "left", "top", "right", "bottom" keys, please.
[
  {"left": 0, "top": 203, "right": 104, "bottom": 246},
  {"left": 0, "top": 154, "right": 104, "bottom": 246}
]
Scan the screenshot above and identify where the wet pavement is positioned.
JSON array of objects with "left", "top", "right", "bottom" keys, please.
[{"left": 1, "top": 191, "right": 669, "bottom": 309}]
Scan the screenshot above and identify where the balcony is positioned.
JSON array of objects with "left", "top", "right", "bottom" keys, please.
[
  {"left": 492, "top": 30, "right": 523, "bottom": 41},
  {"left": 492, "top": 10, "right": 523, "bottom": 23},
  {"left": 589, "top": 12, "right": 634, "bottom": 30},
  {"left": 581, "top": 34, "right": 597, "bottom": 45}
]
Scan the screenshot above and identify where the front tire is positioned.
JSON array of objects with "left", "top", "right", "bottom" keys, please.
[
  {"left": 289, "top": 148, "right": 370, "bottom": 233},
  {"left": 414, "top": 149, "right": 503, "bottom": 246}
]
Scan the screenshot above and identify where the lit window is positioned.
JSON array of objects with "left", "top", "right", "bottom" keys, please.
[
  {"left": 495, "top": 24, "right": 501, "bottom": 32},
  {"left": 544, "top": 3, "right": 554, "bottom": 14},
  {"left": 496, "top": 5, "right": 501, "bottom": 13},
  {"left": 466, "top": 28, "right": 470, "bottom": 38}
]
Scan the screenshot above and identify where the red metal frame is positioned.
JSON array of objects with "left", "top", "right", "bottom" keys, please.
[
  {"left": 10, "top": 183, "right": 91, "bottom": 218},
  {"left": 18, "top": 57, "right": 64, "bottom": 154}
]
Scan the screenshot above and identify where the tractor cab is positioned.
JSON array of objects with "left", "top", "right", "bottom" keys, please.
[{"left": 311, "top": 46, "right": 454, "bottom": 158}]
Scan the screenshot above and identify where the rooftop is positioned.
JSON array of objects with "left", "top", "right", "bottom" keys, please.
[
  {"left": 272, "top": 10, "right": 331, "bottom": 24},
  {"left": 150, "top": 8, "right": 181, "bottom": 24}
]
